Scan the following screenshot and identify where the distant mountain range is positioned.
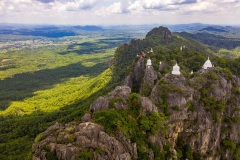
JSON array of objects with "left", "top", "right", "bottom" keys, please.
[
  {"left": 0, "top": 24, "right": 104, "bottom": 38},
  {"left": 0, "top": 23, "right": 240, "bottom": 39}
]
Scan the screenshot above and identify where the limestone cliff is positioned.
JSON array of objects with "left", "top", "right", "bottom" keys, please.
[
  {"left": 32, "top": 26, "right": 240, "bottom": 160},
  {"left": 32, "top": 122, "right": 137, "bottom": 160},
  {"left": 32, "top": 62, "right": 240, "bottom": 160}
]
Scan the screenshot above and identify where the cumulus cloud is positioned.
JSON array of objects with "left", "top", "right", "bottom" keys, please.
[
  {"left": 0, "top": 0, "right": 239, "bottom": 25},
  {"left": 223, "top": 0, "right": 239, "bottom": 3},
  {"left": 37, "top": 0, "right": 55, "bottom": 3},
  {"left": 177, "top": 0, "right": 197, "bottom": 5},
  {"left": 52, "top": 0, "right": 101, "bottom": 11},
  {"left": 129, "top": 0, "right": 197, "bottom": 10},
  {"left": 187, "top": 1, "right": 218, "bottom": 13},
  {"left": 96, "top": 0, "right": 131, "bottom": 16}
]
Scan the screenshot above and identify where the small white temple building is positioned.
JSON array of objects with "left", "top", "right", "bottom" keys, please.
[
  {"left": 202, "top": 57, "right": 213, "bottom": 69},
  {"left": 180, "top": 46, "right": 186, "bottom": 52},
  {"left": 146, "top": 58, "right": 152, "bottom": 68},
  {"left": 150, "top": 48, "right": 153, "bottom": 53},
  {"left": 172, "top": 63, "right": 181, "bottom": 75}
]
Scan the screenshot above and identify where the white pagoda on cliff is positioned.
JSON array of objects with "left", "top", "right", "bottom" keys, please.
[
  {"left": 150, "top": 48, "right": 153, "bottom": 53},
  {"left": 146, "top": 58, "right": 152, "bottom": 68},
  {"left": 202, "top": 57, "right": 213, "bottom": 69},
  {"left": 172, "top": 62, "right": 181, "bottom": 75}
]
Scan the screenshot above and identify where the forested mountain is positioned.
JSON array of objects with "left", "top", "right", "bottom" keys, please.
[
  {"left": 32, "top": 27, "right": 240, "bottom": 160},
  {"left": 112, "top": 26, "right": 240, "bottom": 83},
  {"left": 179, "top": 32, "right": 240, "bottom": 50},
  {"left": 176, "top": 25, "right": 240, "bottom": 59},
  {"left": 0, "top": 25, "right": 104, "bottom": 38}
]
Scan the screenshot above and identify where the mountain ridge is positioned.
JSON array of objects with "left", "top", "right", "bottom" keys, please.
[{"left": 32, "top": 26, "right": 240, "bottom": 160}]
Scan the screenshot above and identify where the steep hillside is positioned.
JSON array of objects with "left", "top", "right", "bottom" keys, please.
[
  {"left": 179, "top": 32, "right": 240, "bottom": 51},
  {"left": 112, "top": 27, "right": 240, "bottom": 82},
  {"left": 32, "top": 27, "right": 240, "bottom": 160},
  {"left": 178, "top": 26, "right": 240, "bottom": 59},
  {"left": 33, "top": 64, "right": 240, "bottom": 160},
  {"left": 0, "top": 43, "right": 117, "bottom": 159},
  {"left": 112, "top": 27, "right": 213, "bottom": 82}
]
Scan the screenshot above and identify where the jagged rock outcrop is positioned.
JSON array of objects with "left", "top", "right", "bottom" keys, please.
[
  {"left": 125, "top": 59, "right": 240, "bottom": 159},
  {"left": 151, "top": 73, "right": 193, "bottom": 109},
  {"left": 32, "top": 122, "right": 137, "bottom": 160},
  {"left": 124, "top": 59, "right": 145, "bottom": 90},
  {"left": 140, "top": 65, "right": 158, "bottom": 96},
  {"left": 81, "top": 113, "right": 91, "bottom": 122},
  {"left": 89, "top": 96, "right": 109, "bottom": 112},
  {"left": 33, "top": 25, "right": 240, "bottom": 160},
  {"left": 90, "top": 86, "right": 131, "bottom": 112},
  {"left": 140, "top": 97, "right": 158, "bottom": 116},
  {"left": 158, "top": 61, "right": 169, "bottom": 72},
  {"left": 33, "top": 65, "right": 240, "bottom": 160},
  {"left": 150, "top": 68, "right": 240, "bottom": 159},
  {"left": 125, "top": 58, "right": 158, "bottom": 95},
  {"left": 146, "top": 26, "right": 172, "bottom": 42}
]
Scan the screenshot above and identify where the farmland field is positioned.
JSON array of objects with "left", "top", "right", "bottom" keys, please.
[{"left": 0, "top": 31, "right": 142, "bottom": 159}]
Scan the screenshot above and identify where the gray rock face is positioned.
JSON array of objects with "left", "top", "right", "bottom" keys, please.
[
  {"left": 158, "top": 62, "right": 169, "bottom": 72},
  {"left": 90, "top": 97, "right": 109, "bottom": 112},
  {"left": 140, "top": 66, "right": 158, "bottom": 96},
  {"left": 107, "top": 86, "right": 131, "bottom": 110},
  {"left": 107, "top": 86, "right": 131, "bottom": 101},
  {"left": 146, "top": 26, "right": 172, "bottom": 41},
  {"left": 151, "top": 73, "right": 192, "bottom": 109},
  {"left": 33, "top": 66, "right": 240, "bottom": 160},
  {"left": 124, "top": 59, "right": 145, "bottom": 89},
  {"left": 144, "top": 66, "right": 158, "bottom": 86},
  {"left": 32, "top": 122, "right": 136, "bottom": 160},
  {"left": 140, "top": 97, "right": 158, "bottom": 115},
  {"left": 81, "top": 113, "right": 91, "bottom": 122},
  {"left": 150, "top": 69, "right": 240, "bottom": 159},
  {"left": 124, "top": 75, "right": 133, "bottom": 88},
  {"left": 90, "top": 86, "right": 131, "bottom": 113}
]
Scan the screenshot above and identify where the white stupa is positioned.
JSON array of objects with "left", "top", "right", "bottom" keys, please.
[
  {"left": 150, "top": 48, "right": 153, "bottom": 53},
  {"left": 146, "top": 58, "right": 152, "bottom": 68},
  {"left": 172, "top": 62, "right": 181, "bottom": 75},
  {"left": 191, "top": 70, "right": 193, "bottom": 74},
  {"left": 202, "top": 57, "right": 213, "bottom": 69}
]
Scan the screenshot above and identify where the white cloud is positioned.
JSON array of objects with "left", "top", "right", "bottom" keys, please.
[
  {"left": 129, "top": 0, "right": 196, "bottom": 10},
  {"left": 223, "top": 0, "right": 239, "bottom": 3},
  {"left": 47, "top": 0, "right": 101, "bottom": 11},
  {"left": 95, "top": 0, "right": 131, "bottom": 16},
  {"left": 187, "top": 1, "right": 218, "bottom": 12},
  {"left": 0, "top": 0, "right": 239, "bottom": 25}
]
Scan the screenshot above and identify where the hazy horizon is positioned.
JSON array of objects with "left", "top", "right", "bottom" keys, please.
[
  {"left": 0, "top": 23, "right": 239, "bottom": 27},
  {"left": 0, "top": 0, "right": 239, "bottom": 26}
]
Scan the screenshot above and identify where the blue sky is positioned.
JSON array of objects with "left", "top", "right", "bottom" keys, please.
[{"left": 0, "top": 0, "right": 239, "bottom": 25}]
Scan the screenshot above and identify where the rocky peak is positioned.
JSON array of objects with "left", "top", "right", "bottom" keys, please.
[
  {"left": 31, "top": 24, "right": 240, "bottom": 160},
  {"left": 151, "top": 73, "right": 193, "bottom": 109},
  {"left": 32, "top": 122, "right": 137, "bottom": 160},
  {"left": 90, "top": 85, "right": 131, "bottom": 112},
  {"left": 158, "top": 61, "right": 169, "bottom": 72},
  {"left": 124, "top": 59, "right": 145, "bottom": 88},
  {"left": 145, "top": 26, "right": 172, "bottom": 42},
  {"left": 158, "top": 68, "right": 239, "bottom": 159},
  {"left": 140, "top": 97, "right": 158, "bottom": 116},
  {"left": 34, "top": 62, "right": 240, "bottom": 160},
  {"left": 140, "top": 65, "right": 158, "bottom": 96}
]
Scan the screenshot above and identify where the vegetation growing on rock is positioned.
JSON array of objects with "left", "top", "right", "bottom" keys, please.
[{"left": 26, "top": 26, "right": 240, "bottom": 159}]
